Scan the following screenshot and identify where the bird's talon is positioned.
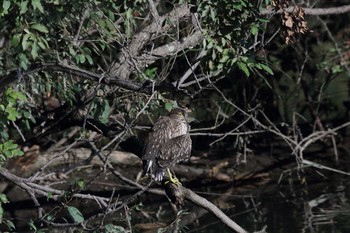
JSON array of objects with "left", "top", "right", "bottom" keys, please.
[{"left": 165, "top": 169, "right": 182, "bottom": 186}]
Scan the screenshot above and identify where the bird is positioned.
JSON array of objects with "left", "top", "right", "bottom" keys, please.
[{"left": 142, "top": 108, "right": 192, "bottom": 185}]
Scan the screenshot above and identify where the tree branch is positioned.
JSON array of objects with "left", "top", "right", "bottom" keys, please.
[
  {"left": 261, "top": 4, "right": 350, "bottom": 15},
  {"left": 185, "top": 188, "right": 249, "bottom": 233},
  {"left": 164, "top": 182, "right": 249, "bottom": 233},
  {"left": 137, "top": 30, "right": 204, "bottom": 67},
  {"left": 108, "top": 3, "right": 193, "bottom": 80}
]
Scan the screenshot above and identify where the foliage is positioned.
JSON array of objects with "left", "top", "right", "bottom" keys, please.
[
  {"left": 0, "top": 88, "right": 25, "bottom": 163},
  {"left": 0, "top": 88, "right": 26, "bottom": 127},
  {"left": 0, "top": 194, "right": 9, "bottom": 224},
  {"left": 67, "top": 206, "right": 84, "bottom": 223},
  {"left": 194, "top": 0, "right": 273, "bottom": 77},
  {"left": 0, "top": 140, "right": 24, "bottom": 163},
  {"left": 0, "top": 194, "right": 15, "bottom": 231},
  {"left": 0, "top": 0, "right": 350, "bottom": 232}
]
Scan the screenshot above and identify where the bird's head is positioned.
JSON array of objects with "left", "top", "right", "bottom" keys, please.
[{"left": 168, "top": 108, "right": 195, "bottom": 122}]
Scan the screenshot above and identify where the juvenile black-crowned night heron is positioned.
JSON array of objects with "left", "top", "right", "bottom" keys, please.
[{"left": 142, "top": 108, "right": 192, "bottom": 185}]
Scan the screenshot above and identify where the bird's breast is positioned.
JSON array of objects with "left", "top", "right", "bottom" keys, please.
[{"left": 168, "top": 121, "right": 189, "bottom": 138}]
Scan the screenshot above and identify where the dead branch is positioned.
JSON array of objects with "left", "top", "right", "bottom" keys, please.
[
  {"left": 0, "top": 168, "right": 111, "bottom": 207},
  {"left": 261, "top": 4, "right": 350, "bottom": 15},
  {"left": 137, "top": 30, "right": 204, "bottom": 67},
  {"left": 7, "top": 147, "right": 141, "bottom": 177},
  {"left": 164, "top": 182, "right": 249, "bottom": 233},
  {"left": 108, "top": 3, "right": 194, "bottom": 80}
]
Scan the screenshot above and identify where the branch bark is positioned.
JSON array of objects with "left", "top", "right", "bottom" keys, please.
[
  {"left": 164, "top": 182, "right": 249, "bottom": 233},
  {"left": 108, "top": 3, "right": 194, "bottom": 80},
  {"left": 260, "top": 4, "right": 350, "bottom": 15},
  {"left": 136, "top": 30, "right": 204, "bottom": 67},
  {"left": 186, "top": 188, "right": 249, "bottom": 233}
]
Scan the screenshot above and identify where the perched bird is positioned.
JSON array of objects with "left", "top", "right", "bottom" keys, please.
[{"left": 142, "top": 108, "right": 192, "bottom": 184}]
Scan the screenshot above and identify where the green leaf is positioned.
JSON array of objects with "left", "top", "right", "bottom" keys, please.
[
  {"left": 165, "top": 102, "right": 173, "bottom": 111},
  {"left": 20, "top": 0, "right": 29, "bottom": 14},
  {"left": 85, "top": 54, "right": 93, "bottom": 65},
  {"left": 250, "top": 25, "right": 259, "bottom": 36},
  {"left": 4, "top": 150, "right": 12, "bottom": 158},
  {"left": 12, "top": 148, "right": 24, "bottom": 157},
  {"left": 2, "top": 1, "right": 11, "bottom": 14},
  {"left": 38, "top": 36, "right": 49, "bottom": 48},
  {"left": 259, "top": 63, "right": 274, "bottom": 75},
  {"left": 74, "top": 55, "right": 80, "bottom": 64},
  {"left": 37, "top": 40, "right": 46, "bottom": 49},
  {"left": 46, "top": 214, "right": 53, "bottom": 221},
  {"left": 31, "top": 24, "right": 48, "bottom": 33},
  {"left": 69, "top": 46, "right": 76, "bottom": 56},
  {"left": 77, "top": 180, "right": 85, "bottom": 189},
  {"left": 104, "top": 224, "right": 114, "bottom": 232},
  {"left": 4, "top": 140, "right": 17, "bottom": 150},
  {"left": 22, "top": 33, "right": 31, "bottom": 50},
  {"left": 78, "top": 54, "right": 86, "bottom": 63},
  {"left": 3, "top": 219, "right": 15, "bottom": 230},
  {"left": 37, "top": 229, "right": 48, "bottom": 233},
  {"left": 31, "top": 41, "right": 39, "bottom": 60},
  {"left": 19, "top": 53, "right": 29, "bottom": 70},
  {"left": 0, "top": 204, "right": 3, "bottom": 224},
  {"left": 28, "top": 220, "right": 37, "bottom": 231},
  {"left": 67, "top": 206, "right": 84, "bottom": 223},
  {"left": 219, "top": 55, "right": 229, "bottom": 63},
  {"left": 237, "top": 62, "right": 250, "bottom": 77},
  {"left": 6, "top": 107, "right": 19, "bottom": 121},
  {"left": 31, "top": 0, "right": 44, "bottom": 13},
  {"left": 104, "top": 224, "right": 125, "bottom": 233},
  {"left": 0, "top": 194, "right": 8, "bottom": 203},
  {"left": 47, "top": 192, "right": 52, "bottom": 201},
  {"left": 12, "top": 34, "right": 21, "bottom": 47},
  {"left": 99, "top": 100, "right": 110, "bottom": 124}
]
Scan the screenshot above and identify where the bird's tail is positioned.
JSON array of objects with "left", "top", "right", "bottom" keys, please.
[
  {"left": 142, "top": 160, "right": 165, "bottom": 181},
  {"left": 142, "top": 160, "right": 152, "bottom": 177}
]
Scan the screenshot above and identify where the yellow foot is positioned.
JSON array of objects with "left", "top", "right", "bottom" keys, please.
[{"left": 165, "top": 169, "right": 182, "bottom": 186}]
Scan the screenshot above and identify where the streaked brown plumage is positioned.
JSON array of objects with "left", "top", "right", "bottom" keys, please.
[{"left": 142, "top": 108, "right": 192, "bottom": 182}]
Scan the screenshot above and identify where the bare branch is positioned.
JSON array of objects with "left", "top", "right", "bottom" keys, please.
[
  {"left": 163, "top": 183, "right": 248, "bottom": 233},
  {"left": 108, "top": 3, "right": 194, "bottom": 80},
  {"left": 147, "top": 0, "right": 160, "bottom": 23},
  {"left": 0, "top": 168, "right": 111, "bottom": 206},
  {"left": 261, "top": 4, "right": 350, "bottom": 16},
  {"left": 185, "top": 188, "right": 248, "bottom": 233},
  {"left": 137, "top": 30, "right": 204, "bottom": 67}
]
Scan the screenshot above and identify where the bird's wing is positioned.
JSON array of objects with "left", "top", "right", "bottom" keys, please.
[
  {"left": 157, "top": 133, "right": 192, "bottom": 168},
  {"left": 142, "top": 116, "right": 173, "bottom": 160}
]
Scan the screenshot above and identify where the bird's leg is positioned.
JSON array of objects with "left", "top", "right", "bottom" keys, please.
[{"left": 165, "top": 168, "right": 182, "bottom": 186}]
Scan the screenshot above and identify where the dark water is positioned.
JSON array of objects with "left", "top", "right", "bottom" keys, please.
[
  {"left": 3, "top": 168, "right": 350, "bottom": 232},
  {"left": 187, "top": 174, "right": 350, "bottom": 233}
]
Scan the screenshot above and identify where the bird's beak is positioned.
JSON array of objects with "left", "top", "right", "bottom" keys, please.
[
  {"left": 186, "top": 114, "right": 198, "bottom": 123},
  {"left": 182, "top": 108, "right": 198, "bottom": 123}
]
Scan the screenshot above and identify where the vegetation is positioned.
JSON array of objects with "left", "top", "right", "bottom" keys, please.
[{"left": 0, "top": 0, "right": 350, "bottom": 232}]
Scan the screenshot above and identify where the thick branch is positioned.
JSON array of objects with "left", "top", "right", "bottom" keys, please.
[
  {"left": 0, "top": 168, "right": 111, "bottom": 206},
  {"left": 0, "top": 63, "right": 146, "bottom": 96},
  {"left": 164, "top": 182, "right": 248, "bottom": 233},
  {"left": 7, "top": 148, "right": 141, "bottom": 177},
  {"left": 185, "top": 188, "right": 248, "bottom": 233},
  {"left": 108, "top": 3, "right": 193, "bottom": 80},
  {"left": 36, "top": 63, "right": 144, "bottom": 91},
  {"left": 137, "top": 30, "right": 204, "bottom": 67},
  {"left": 261, "top": 4, "right": 350, "bottom": 15}
]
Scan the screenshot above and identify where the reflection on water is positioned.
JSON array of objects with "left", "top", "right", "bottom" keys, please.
[
  {"left": 187, "top": 175, "right": 350, "bottom": 233},
  {"left": 3, "top": 169, "right": 350, "bottom": 232}
]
